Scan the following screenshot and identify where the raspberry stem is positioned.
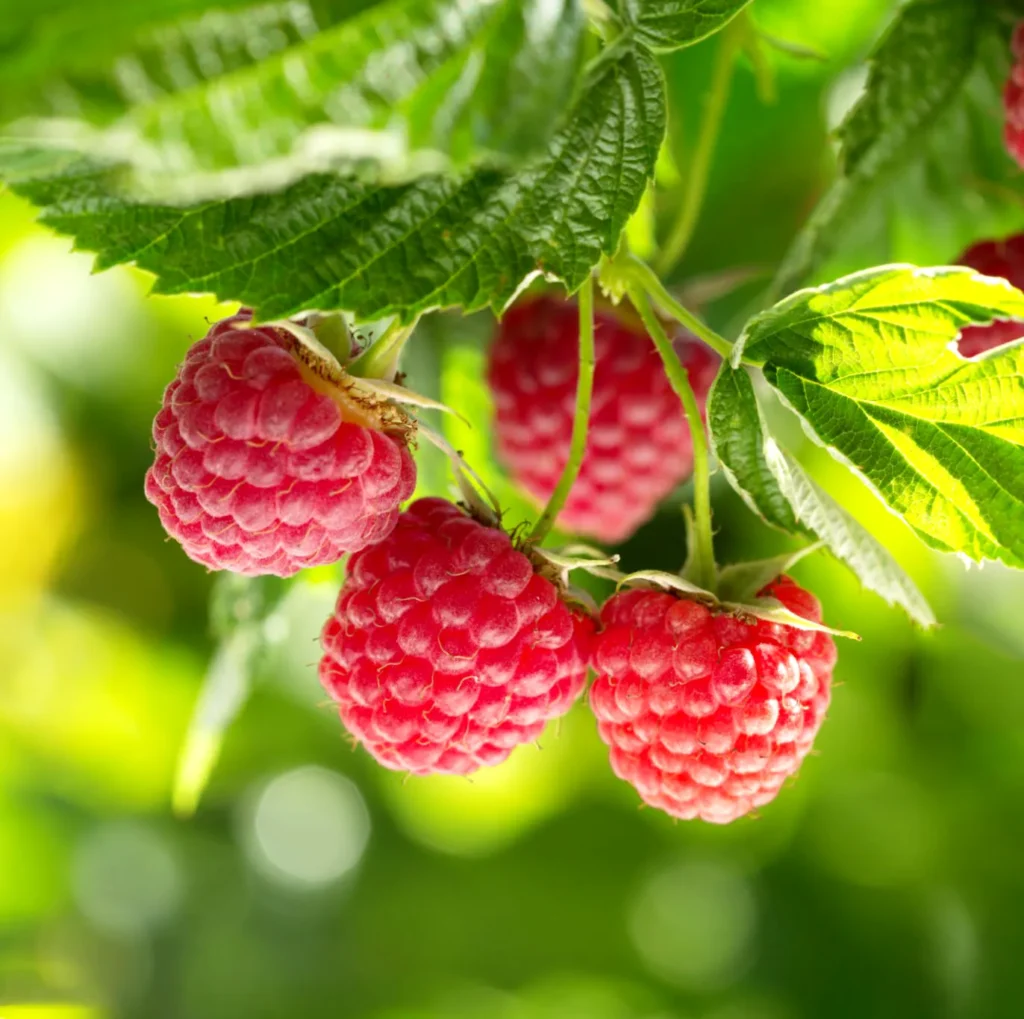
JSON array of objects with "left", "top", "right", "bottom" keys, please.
[
  {"left": 529, "top": 276, "right": 597, "bottom": 544},
  {"left": 626, "top": 257, "right": 733, "bottom": 358},
  {"left": 655, "top": 15, "right": 744, "bottom": 278},
  {"left": 629, "top": 287, "right": 717, "bottom": 592}
]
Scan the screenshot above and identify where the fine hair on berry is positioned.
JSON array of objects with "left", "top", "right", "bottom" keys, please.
[
  {"left": 320, "top": 497, "right": 593, "bottom": 775},
  {"left": 588, "top": 577, "right": 836, "bottom": 824},
  {"left": 146, "top": 311, "right": 416, "bottom": 576}
]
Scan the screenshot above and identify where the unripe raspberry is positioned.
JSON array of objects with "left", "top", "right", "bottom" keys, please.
[
  {"left": 588, "top": 577, "right": 836, "bottom": 824},
  {"left": 145, "top": 312, "right": 416, "bottom": 576},
  {"left": 1005, "top": 23, "right": 1024, "bottom": 168},
  {"left": 954, "top": 235, "right": 1024, "bottom": 356},
  {"left": 488, "top": 296, "right": 719, "bottom": 544},
  {"left": 319, "top": 498, "right": 593, "bottom": 775}
]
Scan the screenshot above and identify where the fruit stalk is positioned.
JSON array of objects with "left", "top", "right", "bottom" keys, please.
[
  {"left": 529, "top": 276, "right": 597, "bottom": 543},
  {"left": 627, "top": 257, "right": 733, "bottom": 358},
  {"left": 630, "top": 288, "right": 716, "bottom": 591},
  {"left": 655, "top": 15, "right": 744, "bottom": 277}
]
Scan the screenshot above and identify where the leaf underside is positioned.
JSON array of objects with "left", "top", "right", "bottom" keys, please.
[{"left": 709, "top": 360, "right": 936, "bottom": 627}]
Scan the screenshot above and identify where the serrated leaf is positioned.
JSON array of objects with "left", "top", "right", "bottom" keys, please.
[
  {"left": 1, "top": 46, "right": 664, "bottom": 321},
  {"left": 2, "top": 0, "right": 586, "bottom": 196},
  {"left": 741, "top": 264, "right": 1024, "bottom": 574},
  {"left": 620, "top": 0, "right": 752, "bottom": 52},
  {"left": 709, "top": 360, "right": 936, "bottom": 627},
  {"left": 775, "top": 0, "right": 1022, "bottom": 295}
]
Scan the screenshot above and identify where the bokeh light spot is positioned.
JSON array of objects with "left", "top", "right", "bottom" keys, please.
[
  {"left": 72, "top": 822, "right": 181, "bottom": 936},
  {"left": 241, "top": 766, "right": 370, "bottom": 889},
  {"left": 628, "top": 861, "right": 756, "bottom": 992}
]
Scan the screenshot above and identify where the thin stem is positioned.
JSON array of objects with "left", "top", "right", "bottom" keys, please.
[
  {"left": 655, "top": 17, "right": 744, "bottom": 278},
  {"left": 628, "top": 257, "right": 733, "bottom": 358},
  {"left": 629, "top": 287, "right": 716, "bottom": 591},
  {"left": 530, "top": 276, "right": 596, "bottom": 544}
]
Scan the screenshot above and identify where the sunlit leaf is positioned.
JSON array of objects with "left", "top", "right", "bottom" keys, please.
[{"left": 739, "top": 265, "right": 1024, "bottom": 574}]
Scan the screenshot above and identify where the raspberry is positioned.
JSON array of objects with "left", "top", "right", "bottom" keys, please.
[
  {"left": 319, "top": 497, "right": 593, "bottom": 775},
  {"left": 488, "top": 296, "right": 719, "bottom": 544},
  {"left": 145, "top": 312, "right": 416, "bottom": 576},
  {"left": 954, "top": 235, "right": 1024, "bottom": 356},
  {"left": 588, "top": 576, "right": 836, "bottom": 824},
  {"left": 1005, "top": 23, "right": 1024, "bottom": 168}
]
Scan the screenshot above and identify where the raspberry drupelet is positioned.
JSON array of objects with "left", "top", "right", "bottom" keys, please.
[
  {"left": 588, "top": 576, "right": 836, "bottom": 824},
  {"left": 319, "top": 498, "right": 593, "bottom": 775},
  {"left": 488, "top": 295, "right": 719, "bottom": 545},
  {"left": 953, "top": 236, "right": 1024, "bottom": 357},
  {"left": 146, "top": 312, "right": 416, "bottom": 576},
  {"left": 1005, "top": 23, "right": 1024, "bottom": 168}
]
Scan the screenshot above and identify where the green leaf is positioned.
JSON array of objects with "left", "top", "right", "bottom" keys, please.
[
  {"left": 620, "top": 0, "right": 752, "bottom": 52},
  {"left": 709, "top": 361, "right": 800, "bottom": 532},
  {"left": 709, "top": 360, "right": 936, "bottom": 626},
  {"left": 1, "top": 46, "right": 664, "bottom": 321},
  {"left": 739, "top": 264, "right": 1024, "bottom": 574},
  {"left": 775, "top": 0, "right": 1022, "bottom": 295},
  {"left": 1, "top": 0, "right": 585, "bottom": 196}
]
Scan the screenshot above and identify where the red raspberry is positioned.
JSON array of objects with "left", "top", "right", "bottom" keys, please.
[
  {"left": 145, "top": 312, "right": 416, "bottom": 576},
  {"left": 588, "top": 577, "right": 836, "bottom": 824},
  {"left": 1005, "top": 23, "right": 1024, "bottom": 167},
  {"left": 319, "top": 497, "right": 593, "bottom": 775},
  {"left": 954, "top": 235, "right": 1024, "bottom": 356},
  {"left": 488, "top": 296, "right": 719, "bottom": 544}
]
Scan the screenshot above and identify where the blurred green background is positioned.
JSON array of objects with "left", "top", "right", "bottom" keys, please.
[{"left": 3, "top": 1, "right": 1024, "bottom": 1017}]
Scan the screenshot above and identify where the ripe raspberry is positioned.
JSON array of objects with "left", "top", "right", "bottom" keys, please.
[
  {"left": 488, "top": 296, "right": 719, "bottom": 545},
  {"left": 588, "top": 577, "right": 836, "bottom": 824},
  {"left": 954, "top": 235, "right": 1024, "bottom": 356},
  {"left": 319, "top": 497, "right": 593, "bottom": 775},
  {"left": 1005, "top": 23, "right": 1024, "bottom": 167},
  {"left": 145, "top": 312, "right": 416, "bottom": 576}
]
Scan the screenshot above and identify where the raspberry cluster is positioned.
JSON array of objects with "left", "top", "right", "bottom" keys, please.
[
  {"left": 1006, "top": 23, "right": 1024, "bottom": 168},
  {"left": 319, "top": 498, "right": 593, "bottom": 775},
  {"left": 146, "top": 313, "right": 415, "bottom": 576},
  {"left": 488, "top": 296, "right": 718, "bottom": 544},
  {"left": 150, "top": 305, "right": 843, "bottom": 818},
  {"left": 954, "top": 235, "right": 1024, "bottom": 357},
  {"left": 588, "top": 577, "right": 835, "bottom": 824}
]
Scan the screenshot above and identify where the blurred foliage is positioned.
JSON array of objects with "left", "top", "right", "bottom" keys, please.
[{"left": 2, "top": 1, "right": 1024, "bottom": 1018}]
